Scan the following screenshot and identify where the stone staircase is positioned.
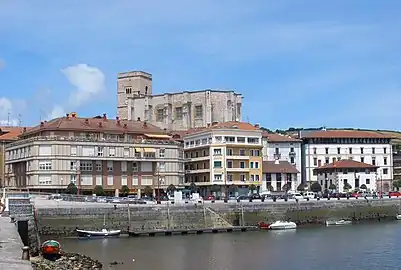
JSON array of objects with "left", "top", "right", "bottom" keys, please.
[{"left": 205, "top": 207, "right": 233, "bottom": 228}]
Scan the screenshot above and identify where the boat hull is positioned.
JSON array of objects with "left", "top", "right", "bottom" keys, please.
[
  {"left": 76, "top": 229, "right": 121, "bottom": 238},
  {"left": 269, "top": 222, "right": 297, "bottom": 230},
  {"left": 41, "top": 240, "right": 61, "bottom": 260},
  {"left": 396, "top": 215, "right": 401, "bottom": 220},
  {"left": 326, "top": 220, "right": 352, "bottom": 226}
]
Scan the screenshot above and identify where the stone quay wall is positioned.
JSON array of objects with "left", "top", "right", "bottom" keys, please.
[{"left": 35, "top": 198, "right": 401, "bottom": 236}]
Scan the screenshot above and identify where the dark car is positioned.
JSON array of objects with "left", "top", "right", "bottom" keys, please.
[
  {"left": 251, "top": 193, "right": 261, "bottom": 199},
  {"left": 236, "top": 195, "right": 250, "bottom": 200}
]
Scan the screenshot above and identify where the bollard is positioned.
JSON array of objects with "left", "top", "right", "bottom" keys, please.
[
  {"left": 317, "top": 197, "right": 320, "bottom": 201},
  {"left": 327, "top": 197, "right": 330, "bottom": 200},
  {"left": 249, "top": 198, "right": 253, "bottom": 202},
  {"left": 306, "top": 197, "right": 309, "bottom": 201},
  {"left": 273, "top": 197, "right": 277, "bottom": 202},
  {"left": 22, "top": 246, "right": 30, "bottom": 260},
  {"left": 389, "top": 195, "right": 391, "bottom": 199},
  {"left": 157, "top": 200, "right": 161, "bottom": 204},
  {"left": 284, "top": 198, "right": 288, "bottom": 202},
  {"left": 355, "top": 196, "right": 358, "bottom": 199},
  {"left": 237, "top": 199, "right": 240, "bottom": 203},
  {"left": 224, "top": 199, "right": 228, "bottom": 203},
  {"left": 261, "top": 197, "right": 265, "bottom": 202},
  {"left": 171, "top": 201, "right": 175, "bottom": 204},
  {"left": 114, "top": 204, "right": 117, "bottom": 210},
  {"left": 295, "top": 198, "right": 299, "bottom": 203},
  {"left": 211, "top": 200, "right": 215, "bottom": 203},
  {"left": 347, "top": 196, "right": 350, "bottom": 200},
  {"left": 337, "top": 197, "right": 340, "bottom": 200}
]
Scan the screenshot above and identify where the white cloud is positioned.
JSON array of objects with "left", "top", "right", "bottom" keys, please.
[
  {"left": 0, "top": 97, "right": 18, "bottom": 126},
  {"left": 0, "top": 58, "right": 5, "bottom": 70},
  {"left": 47, "top": 105, "right": 66, "bottom": 120}
]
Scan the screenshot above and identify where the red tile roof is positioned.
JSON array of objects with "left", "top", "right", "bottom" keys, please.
[
  {"left": 262, "top": 161, "right": 299, "bottom": 174},
  {"left": 302, "top": 130, "right": 391, "bottom": 139},
  {"left": 0, "top": 127, "right": 25, "bottom": 141},
  {"left": 315, "top": 160, "right": 378, "bottom": 170},
  {"left": 171, "top": 122, "right": 261, "bottom": 138},
  {"left": 262, "top": 132, "right": 301, "bottom": 142}
]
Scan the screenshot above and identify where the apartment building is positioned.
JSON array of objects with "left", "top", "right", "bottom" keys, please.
[
  {"left": 262, "top": 133, "right": 302, "bottom": 182},
  {"left": 315, "top": 160, "right": 378, "bottom": 192},
  {"left": 0, "top": 126, "right": 25, "bottom": 187},
  {"left": 183, "top": 122, "right": 263, "bottom": 196},
  {"left": 393, "top": 150, "right": 401, "bottom": 181},
  {"left": 300, "top": 130, "right": 393, "bottom": 192},
  {"left": 4, "top": 113, "right": 184, "bottom": 195},
  {"left": 117, "top": 71, "right": 243, "bottom": 131},
  {"left": 261, "top": 160, "right": 300, "bottom": 193}
]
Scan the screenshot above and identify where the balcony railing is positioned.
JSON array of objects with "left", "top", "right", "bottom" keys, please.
[{"left": 6, "top": 135, "right": 182, "bottom": 148}]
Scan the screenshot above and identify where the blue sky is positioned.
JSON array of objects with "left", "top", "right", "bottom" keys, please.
[{"left": 0, "top": 0, "right": 400, "bottom": 130}]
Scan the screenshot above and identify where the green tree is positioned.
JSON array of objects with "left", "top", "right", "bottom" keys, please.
[
  {"left": 359, "top": 184, "right": 367, "bottom": 190},
  {"left": 143, "top": 186, "right": 153, "bottom": 197},
  {"left": 310, "top": 182, "right": 322, "bottom": 193},
  {"left": 393, "top": 180, "right": 401, "bottom": 191},
  {"left": 167, "top": 184, "right": 176, "bottom": 194},
  {"left": 297, "top": 183, "right": 306, "bottom": 191},
  {"left": 93, "top": 185, "right": 104, "bottom": 196},
  {"left": 189, "top": 182, "right": 198, "bottom": 193},
  {"left": 266, "top": 184, "right": 274, "bottom": 191},
  {"left": 210, "top": 184, "right": 220, "bottom": 194},
  {"left": 66, "top": 183, "right": 78, "bottom": 194},
  {"left": 120, "top": 185, "right": 130, "bottom": 197},
  {"left": 343, "top": 182, "right": 352, "bottom": 191},
  {"left": 282, "top": 183, "right": 291, "bottom": 192},
  {"left": 249, "top": 184, "right": 257, "bottom": 193},
  {"left": 329, "top": 183, "right": 337, "bottom": 191}
]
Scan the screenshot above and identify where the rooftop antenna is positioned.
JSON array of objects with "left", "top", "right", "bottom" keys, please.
[
  {"left": 18, "top": 114, "right": 22, "bottom": 127},
  {"left": 7, "top": 111, "right": 10, "bottom": 126}
]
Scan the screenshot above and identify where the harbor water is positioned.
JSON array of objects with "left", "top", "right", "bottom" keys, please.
[{"left": 58, "top": 221, "right": 400, "bottom": 270}]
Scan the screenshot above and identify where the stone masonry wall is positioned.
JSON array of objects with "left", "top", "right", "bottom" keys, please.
[{"left": 36, "top": 199, "right": 401, "bottom": 236}]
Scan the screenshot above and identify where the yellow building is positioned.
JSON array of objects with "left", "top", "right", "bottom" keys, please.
[{"left": 183, "top": 122, "right": 263, "bottom": 197}]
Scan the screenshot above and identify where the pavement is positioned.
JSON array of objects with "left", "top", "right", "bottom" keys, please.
[
  {"left": 0, "top": 217, "right": 32, "bottom": 269},
  {"left": 30, "top": 196, "right": 401, "bottom": 209}
]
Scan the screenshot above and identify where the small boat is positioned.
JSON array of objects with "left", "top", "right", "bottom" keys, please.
[
  {"left": 325, "top": 219, "right": 352, "bottom": 226},
  {"left": 76, "top": 228, "right": 121, "bottom": 238},
  {"left": 41, "top": 240, "right": 61, "bottom": 260},
  {"left": 268, "top": 221, "right": 297, "bottom": 230},
  {"left": 258, "top": 221, "right": 271, "bottom": 230},
  {"left": 396, "top": 214, "right": 401, "bottom": 220}
]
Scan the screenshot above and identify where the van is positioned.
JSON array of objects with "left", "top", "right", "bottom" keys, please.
[
  {"left": 292, "top": 193, "right": 304, "bottom": 200},
  {"left": 303, "top": 192, "right": 315, "bottom": 199}
]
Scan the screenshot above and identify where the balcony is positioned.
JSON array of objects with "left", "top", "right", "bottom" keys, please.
[
  {"left": 226, "top": 167, "right": 250, "bottom": 172},
  {"left": 226, "top": 155, "right": 250, "bottom": 160},
  {"left": 185, "top": 168, "right": 210, "bottom": 174},
  {"left": 289, "top": 151, "right": 296, "bottom": 157}
]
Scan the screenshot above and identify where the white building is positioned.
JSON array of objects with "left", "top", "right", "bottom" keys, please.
[
  {"left": 262, "top": 160, "right": 300, "bottom": 193},
  {"left": 183, "top": 122, "right": 263, "bottom": 196},
  {"left": 262, "top": 133, "right": 302, "bottom": 182},
  {"left": 300, "top": 130, "right": 393, "bottom": 192},
  {"left": 315, "top": 160, "right": 378, "bottom": 193}
]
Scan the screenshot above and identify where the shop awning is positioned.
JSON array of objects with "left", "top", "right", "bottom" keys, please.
[
  {"left": 134, "top": 148, "right": 142, "bottom": 152},
  {"left": 143, "top": 148, "right": 156, "bottom": 152},
  {"left": 144, "top": 133, "right": 171, "bottom": 139}
]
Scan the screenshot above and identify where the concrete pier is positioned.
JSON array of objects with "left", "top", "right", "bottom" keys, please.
[{"left": 0, "top": 217, "right": 32, "bottom": 269}]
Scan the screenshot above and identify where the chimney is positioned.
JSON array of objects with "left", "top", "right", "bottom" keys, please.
[
  {"left": 117, "top": 119, "right": 121, "bottom": 125},
  {"left": 207, "top": 123, "right": 211, "bottom": 127},
  {"left": 85, "top": 119, "right": 89, "bottom": 125},
  {"left": 143, "top": 121, "right": 147, "bottom": 128},
  {"left": 212, "top": 121, "right": 218, "bottom": 126},
  {"left": 65, "top": 113, "right": 69, "bottom": 118},
  {"left": 255, "top": 124, "right": 260, "bottom": 128},
  {"left": 23, "top": 127, "right": 26, "bottom": 133},
  {"left": 137, "top": 117, "right": 141, "bottom": 121},
  {"left": 103, "top": 113, "right": 107, "bottom": 120},
  {"left": 98, "top": 122, "right": 103, "bottom": 127},
  {"left": 40, "top": 121, "right": 44, "bottom": 127},
  {"left": 116, "top": 116, "right": 119, "bottom": 120},
  {"left": 123, "top": 123, "right": 127, "bottom": 128}
]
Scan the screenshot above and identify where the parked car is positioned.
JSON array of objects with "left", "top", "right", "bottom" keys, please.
[
  {"left": 389, "top": 191, "right": 401, "bottom": 197},
  {"left": 204, "top": 195, "right": 216, "bottom": 201}
]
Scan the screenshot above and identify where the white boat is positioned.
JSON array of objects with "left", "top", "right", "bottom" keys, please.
[
  {"left": 325, "top": 219, "right": 352, "bottom": 226},
  {"left": 396, "top": 214, "right": 401, "bottom": 220},
  {"left": 268, "top": 221, "right": 297, "bottom": 230},
  {"left": 76, "top": 228, "right": 121, "bottom": 237}
]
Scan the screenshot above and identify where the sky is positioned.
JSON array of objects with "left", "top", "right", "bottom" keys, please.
[{"left": 0, "top": 0, "right": 400, "bottom": 130}]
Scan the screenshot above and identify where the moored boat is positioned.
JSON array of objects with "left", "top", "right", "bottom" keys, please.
[
  {"left": 76, "top": 228, "right": 121, "bottom": 238},
  {"left": 258, "top": 221, "right": 271, "bottom": 230},
  {"left": 325, "top": 219, "right": 352, "bottom": 226},
  {"left": 396, "top": 214, "right": 401, "bottom": 220},
  {"left": 41, "top": 240, "right": 61, "bottom": 260},
  {"left": 268, "top": 221, "right": 297, "bottom": 230}
]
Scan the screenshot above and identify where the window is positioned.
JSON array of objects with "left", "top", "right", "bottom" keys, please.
[
  {"left": 109, "top": 147, "right": 116, "bottom": 157},
  {"left": 275, "top": 148, "right": 280, "bottom": 154},
  {"left": 225, "top": 136, "right": 235, "bottom": 143},
  {"left": 313, "top": 158, "right": 317, "bottom": 166},
  {"left": 227, "top": 161, "right": 233, "bottom": 168},
  {"left": 372, "top": 157, "right": 376, "bottom": 166},
  {"left": 213, "top": 149, "right": 222, "bottom": 156},
  {"left": 332, "top": 157, "right": 336, "bottom": 163},
  {"left": 121, "top": 175, "right": 127, "bottom": 186},
  {"left": 337, "top": 147, "right": 341, "bottom": 154},
  {"left": 82, "top": 146, "right": 95, "bottom": 156},
  {"left": 349, "top": 147, "right": 352, "bottom": 154},
  {"left": 383, "top": 168, "right": 388, "bottom": 174},
  {"left": 255, "top": 175, "right": 260, "bottom": 181},
  {"left": 70, "top": 175, "right": 77, "bottom": 185},
  {"left": 255, "top": 162, "right": 259, "bottom": 169},
  {"left": 253, "top": 150, "right": 260, "bottom": 156},
  {"left": 156, "top": 109, "right": 164, "bottom": 122},
  {"left": 132, "top": 162, "right": 138, "bottom": 172},
  {"left": 226, "top": 149, "right": 233, "bottom": 156},
  {"left": 361, "top": 157, "right": 365, "bottom": 163},
  {"left": 239, "top": 149, "right": 245, "bottom": 156},
  {"left": 159, "top": 148, "right": 165, "bottom": 158},
  {"left": 121, "top": 161, "right": 127, "bottom": 172},
  {"left": 96, "top": 175, "right": 102, "bottom": 185},
  {"left": 107, "top": 161, "right": 113, "bottom": 172},
  {"left": 39, "top": 175, "right": 52, "bottom": 185},
  {"left": 214, "top": 161, "right": 222, "bottom": 168},
  {"left": 158, "top": 162, "right": 165, "bottom": 171},
  {"left": 384, "top": 147, "right": 387, "bottom": 154},
  {"left": 237, "top": 137, "right": 246, "bottom": 143},
  {"left": 175, "top": 107, "right": 183, "bottom": 120},
  {"left": 96, "top": 161, "right": 102, "bottom": 172},
  {"left": 290, "top": 157, "right": 295, "bottom": 164},
  {"left": 132, "top": 176, "right": 139, "bottom": 185},
  {"left": 250, "top": 162, "right": 254, "bottom": 168},
  {"left": 39, "top": 161, "right": 52, "bottom": 170},
  {"left": 81, "top": 175, "right": 92, "bottom": 186},
  {"left": 80, "top": 161, "right": 92, "bottom": 171},
  {"left": 290, "top": 147, "right": 294, "bottom": 153},
  {"left": 214, "top": 174, "right": 222, "bottom": 182},
  {"left": 71, "top": 146, "right": 77, "bottom": 156},
  {"left": 240, "top": 161, "right": 246, "bottom": 168},
  {"left": 107, "top": 175, "right": 113, "bottom": 185},
  {"left": 240, "top": 174, "right": 246, "bottom": 182},
  {"left": 195, "top": 105, "right": 203, "bottom": 118},
  {"left": 125, "top": 87, "right": 132, "bottom": 94},
  {"left": 97, "top": 146, "right": 103, "bottom": 157},
  {"left": 227, "top": 174, "right": 233, "bottom": 182},
  {"left": 70, "top": 161, "right": 76, "bottom": 170},
  {"left": 372, "top": 147, "right": 375, "bottom": 154},
  {"left": 325, "top": 148, "right": 329, "bottom": 154},
  {"left": 384, "top": 157, "right": 387, "bottom": 165},
  {"left": 366, "top": 179, "right": 370, "bottom": 185},
  {"left": 250, "top": 175, "right": 254, "bottom": 182},
  {"left": 325, "top": 158, "right": 329, "bottom": 164},
  {"left": 313, "top": 148, "right": 317, "bottom": 154},
  {"left": 360, "top": 147, "right": 364, "bottom": 154},
  {"left": 124, "top": 148, "right": 129, "bottom": 157}
]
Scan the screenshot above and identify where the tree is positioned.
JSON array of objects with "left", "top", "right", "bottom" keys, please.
[
  {"left": 120, "top": 185, "right": 130, "bottom": 197},
  {"left": 329, "top": 183, "right": 337, "bottom": 191},
  {"left": 210, "top": 184, "right": 220, "bottom": 194},
  {"left": 360, "top": 184, "right": 367, "bottom": 190},
  {"left": 282, "top": 183, "right": 291, "bottom": 192},
  {"left": 310, "top": 182, "right": 322, "bottom": 193},
  {"left": 297, "top": 183, "right": 307, "bottom": 191},
  {"left": 266, "top": 184, "right": 274, "bottom": 191},
  {"left": 167, "top": 184, "right": 176, "bottom": 194},
  {"left": 249, "top": 184, "right": 257, "bottom": 193},
  {"left": 229, "top": 184, "right": 238, "bottom": 193},
  {"left": 189, "top": 182, "right": 198, "bottom": 193},
  {"left": 143, "top": 186, "right": 153, "bottom": 197},
  {"left": 66, "top": 183, "right": 78, "bottom": 194},
  {"left": 93, "top": 185, "right": 104, "bottom": 196},
  {"left": 393, "top": 180, "right": 401, "bottom": 191},
  {"left": 343, "top": 183, "right": 352, "bottom": 191}
]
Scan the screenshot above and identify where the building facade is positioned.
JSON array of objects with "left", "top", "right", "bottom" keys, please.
[
  {"left": 300, "top": 130, "right": 393, "bottom": 191},
  {"left": 117, "top": 70, "right": 243, "bottom": 131},
  {"left": 315, "top": 160, "right": 378, "bottom": 193},
  {"left": 4, "top": 113, "right": 184, "bottom": 195},
  {"left": 261, "top": 160, "right": 299, "bottom": 193},
  {"left": 262, "top": 133, "right": 302, "bottom": 182},
  {"left": 183, "top": 122, "right": 262, "bottom": 196},
  {"left": 393, "top": 149, "right": 401, "bottom": 181}
]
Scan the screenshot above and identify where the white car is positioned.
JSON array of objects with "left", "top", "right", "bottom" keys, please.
[
  {"left": 292, "top": 193, "right": 304, "bottom": 200},
  {"left": 303, "top": 192, "right": 315, "bottom": 199}
]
